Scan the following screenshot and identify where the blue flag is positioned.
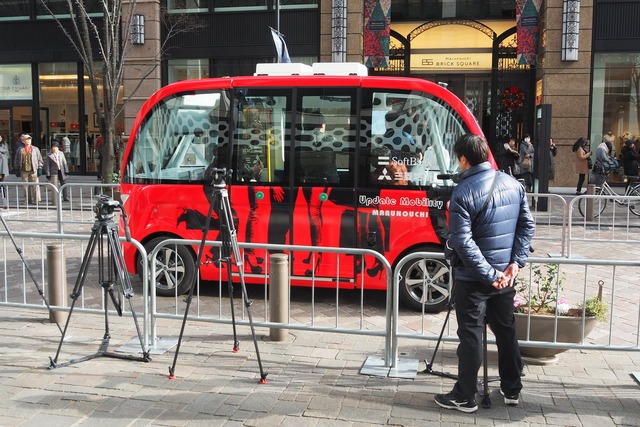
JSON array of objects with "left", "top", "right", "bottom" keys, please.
[{"left": 270, "top": 27, "right": 291, "bottom": 63}]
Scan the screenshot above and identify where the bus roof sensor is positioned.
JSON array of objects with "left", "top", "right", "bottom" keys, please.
[
  {"left": 254, "top": 63, "right": 313, "bottom": 76},
  {"left": 312, "top": 62, "right": 368, "bottom": 76}
]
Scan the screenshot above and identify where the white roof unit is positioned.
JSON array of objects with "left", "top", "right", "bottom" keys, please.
[
  {"left": 254, "top": 63, "right": 313, "bottom": 76},
  {"left": 312, "top": 62, "right": 368, "bottom": 76}
]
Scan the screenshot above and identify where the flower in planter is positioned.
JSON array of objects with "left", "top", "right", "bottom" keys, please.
[{"left": 513, "top": 264, "right": 607, "bottom": 320}]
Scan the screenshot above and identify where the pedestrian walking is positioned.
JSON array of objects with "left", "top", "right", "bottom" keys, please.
[
  {"left": 434, "top": 133, "right": 535, "bottom": 413},
  {"left": 499, "top": 137, "right": 520, "bottom": 176},
  {"left": 0, "top": 134, "right": 9, "bottom": 208},
  {"left": 518, "top": 134, "right": 534, "bottom": 191},
  {"left": 548, "top": 137, "right": 558, "bottom": 181},
  {"left": 13, "top": 134, "right": 43, "bottom": 204},
  {"left": 572, "top": 137, "right": 592, "bottom": 195},
  {"left": 44, "top": 140, "right": 70, "bottom": 204}
]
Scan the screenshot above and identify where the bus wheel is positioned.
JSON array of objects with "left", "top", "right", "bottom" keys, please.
[
  {"left": 398, "top": 252, "right": 450, "bottom": 313},
  {"left": 142, "top": 237, "right": 195, "bottom": 296}
]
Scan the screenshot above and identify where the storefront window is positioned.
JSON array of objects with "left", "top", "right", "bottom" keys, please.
[
  {"left": 167, "top": 59, "right": 209, "bottom": 83},
  {"left": 590, "top": 52, "right": 640, "bottom": 157},
  {"left": 0, "top": 3, "right": 29, "bottom": 21},
  {"left": 37, "top": 1, "right": 102, "bottom": 17},
  {"left": 214, "top": 1, "right": 267, "bottom": 11},
  {"left": 391, "top": 0, "right": 515, "bottom": 21},
  {"left": 38, "top": 63, "right": 80, "bottom": 170},
  {"left": 167, "top": 0, "right": 208, "bottom": 12},
  {"left": 167, "top": 0, "right": 316, "bottom": 13}
]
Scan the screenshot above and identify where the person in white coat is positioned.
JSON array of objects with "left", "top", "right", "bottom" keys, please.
[{"left": 0, "top": 135, "right": 9, "bottom": 208}]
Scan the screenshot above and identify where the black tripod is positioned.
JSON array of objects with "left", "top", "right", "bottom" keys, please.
[
  {"left": 168, "top": 167, "right": 267, "bottom": 383},
  {"left": 422, "top": 268, "right": 499, "bottom": 408},
  {"left": 49, "top": 196, "right": 151, "bottom": 369}
]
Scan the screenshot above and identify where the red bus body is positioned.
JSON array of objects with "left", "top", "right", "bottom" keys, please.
[{"left": 120, "top": 64, "right": 493, "bottom": 311}]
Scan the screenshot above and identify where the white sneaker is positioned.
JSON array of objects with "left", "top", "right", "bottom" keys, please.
[{"left": 500, "top": 389, "right": 519, "bottom": 406}]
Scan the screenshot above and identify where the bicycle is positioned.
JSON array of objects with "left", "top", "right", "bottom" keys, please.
[{"left": 577, "top": 173, "right": 640, "bottom": 218}]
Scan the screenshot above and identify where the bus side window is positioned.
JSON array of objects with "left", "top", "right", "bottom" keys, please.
[{"left": 231, "top": 90, "right": 290, "bottom": 184}]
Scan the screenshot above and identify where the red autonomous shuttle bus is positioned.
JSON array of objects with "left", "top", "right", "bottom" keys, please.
[{"left": 120, "top": 62, "right": 492, "bottom": 312}]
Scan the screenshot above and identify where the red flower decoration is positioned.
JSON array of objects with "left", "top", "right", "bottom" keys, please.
[{"left": 502, "top": 86, "right": 525, "bottom": 112}]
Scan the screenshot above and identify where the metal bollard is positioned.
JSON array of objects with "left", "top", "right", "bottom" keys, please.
[
  {"left": 269, "top": 253, "right": 289, "bottom": 341},
  {"left": 47, "top": 245, "right": 67, "bottom": 324},
  {"left": 586, "top": 184, "right": 595, "bottom": 221}
]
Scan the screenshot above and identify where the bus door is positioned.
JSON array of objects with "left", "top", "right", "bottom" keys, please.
[
  {"left": 290, "top": 89, "right": 357, "bottom": 285},
  {"left": 230, "top": 88, "right": 294, "bottom": 276},
  {"left": 355, "top": 89, "right": 465, "bottom": 291}
]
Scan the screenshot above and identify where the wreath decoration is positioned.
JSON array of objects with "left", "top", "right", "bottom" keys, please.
[{"left": 502, "top": 86, "right": 525, "bottom": 111}]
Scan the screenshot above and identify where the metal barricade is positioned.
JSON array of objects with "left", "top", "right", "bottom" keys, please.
[
  {"left": 147, "top": 239, "right": 394, "bottom": 362},
  {"left": 567, "top": 194, "right": 640, "bottom": 258},
  {"left": 528, "top": 193, "right": 568, "bottom": 257},
  {"left": 0, "top": 230, "right": 150, "bottom": 351},
  {"left": 392, "top": 253, "right": 640, "bottom": 369},
  {"left": 1, "top": 181, "right": 118, "bottom": 233}
]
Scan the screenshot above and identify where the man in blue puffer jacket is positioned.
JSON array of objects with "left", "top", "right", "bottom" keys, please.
[{"left": 435, "top": 134, "right": 535, "bottom": 413}]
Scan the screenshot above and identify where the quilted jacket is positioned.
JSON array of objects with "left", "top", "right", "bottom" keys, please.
[{"left": 448, "top": 162, "right": 535, "bottom": 285}]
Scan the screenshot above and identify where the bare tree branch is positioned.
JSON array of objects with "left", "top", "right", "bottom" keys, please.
[{"left": 38, "top": 1, "right": 202, "bottom": 183}]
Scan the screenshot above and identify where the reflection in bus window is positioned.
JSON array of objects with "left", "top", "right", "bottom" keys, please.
[
  {"left": 232, "top": 89, "right": 290, "bottom": 184},
  {"left": 361, "top": 89, "right": 467, "bottom": 187},
  {"left": 125, "top": 90, "right": 230, "bottom": 183},
  {"left": 294, "top": 89, "right": 356, "bottom": 187}
]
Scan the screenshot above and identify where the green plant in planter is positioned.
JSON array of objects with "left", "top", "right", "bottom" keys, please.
[
  {"left": 514, "top": 264, "right": 567, "bottom": 315},
  {"left": 579, "top": 297, "right": 608, "bottom": 321},
  {"left": 107, "top": 171, "right": 121, "bottom": 184},
  {"left": 514, "top": 263, "right": 607, "bottom": 319}
]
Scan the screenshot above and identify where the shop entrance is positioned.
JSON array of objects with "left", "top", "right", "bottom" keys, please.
[{"left": 0, "top": 106, "right": 37, "bottom": 164}]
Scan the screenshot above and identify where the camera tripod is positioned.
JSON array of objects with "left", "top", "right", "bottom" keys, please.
[
  {"left": 168, "top": 167, "right": 267, "bottom": 383},
  {"left": 49, "top": 196, "right": 151, "bottom": 369},
  {"left": 0, "top": 207, "right": 62, "bottom": 334},
  {"left": 422, "top": 269, "right": 499, "bottom": 408}
]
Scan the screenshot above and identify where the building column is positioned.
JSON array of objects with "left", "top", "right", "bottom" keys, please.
[
  {"left": 537, "top": 0, "right": 593, "bottom": 186},
  {"left": 122, "top": 0, "right": 162, "bottom": 139},
  {"left": 320, "top": 1, "right": 364, "bottom": 63}
]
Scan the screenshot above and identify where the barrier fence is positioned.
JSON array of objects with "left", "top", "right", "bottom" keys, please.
[
  {"left": 1, "top": 181, "right": 119, "bottom": 233},
  {"left": 1, "top": 183, "right": 640, "bottom": 376}
]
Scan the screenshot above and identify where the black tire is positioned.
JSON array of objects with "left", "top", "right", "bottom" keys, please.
[
  {"left": 577, "top": 188, "right": 607, "bottom": 218},
  {"left": 628, "top": 185, "right": 640, "bottom": 217},
  {"left": 140, "top": 237, "right": 195, "bottom": 296},
  {"left": 398, "top": 248, "right": 451, "bottom": 313}
]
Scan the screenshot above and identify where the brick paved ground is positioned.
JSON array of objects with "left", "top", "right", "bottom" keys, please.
[{"left": 1, "top": 303, "right": 640, "bottom": 426}]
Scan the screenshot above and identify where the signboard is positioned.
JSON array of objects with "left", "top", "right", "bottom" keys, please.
[
  {"left": 411, "top": 53, "right": 492, "bottom": 71},
  {"left": 364, "top": 0, "right": 391, "bottom": 68},
  {"left": 0, "top": 64, "right": 32, "bottom": 100}
]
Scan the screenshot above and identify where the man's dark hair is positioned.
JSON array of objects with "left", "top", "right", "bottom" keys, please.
[{"left": 453, "top": 134, "right": 489, "bottom": 166}]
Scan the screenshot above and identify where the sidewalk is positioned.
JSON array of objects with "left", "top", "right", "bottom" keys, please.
[{"left": 1, "top": 305, "right": 639, "bottom": 426}]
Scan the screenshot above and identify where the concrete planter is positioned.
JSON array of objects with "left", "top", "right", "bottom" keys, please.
[{"left": 514, "top": 312, "right": 597, "bottom": 365}]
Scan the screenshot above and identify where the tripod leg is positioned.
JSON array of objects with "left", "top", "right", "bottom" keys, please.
[
  {"left": 105, "top": 226, "right": 151, "bottom": 362},
  {"left": 423, "top": 271, "right": 457, "bottom": 379},
  {"left": 481, "top": 322, "right": 491, "bottom": 408},
  {"left": 50, "top": 225, "right": 100, "bottom": 368},
  {"left": 220, "top": 190, "right": 267, "bottom": 383},
  {"left": 168, "top": 194, "right": 217, "bottom": 378},
  {"left": 221, "top": 222, "right": 240, "bottom": 352}
]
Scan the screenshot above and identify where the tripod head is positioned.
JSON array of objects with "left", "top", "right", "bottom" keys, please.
[
  {"left": 94, "top": 195, "right": 121, "bottom": 221},
  {"left": 93, "top": 195, "right": 131, "bottom": 242},
  {"left": 204, "top": 166, "right": 232, "bottom": 188}
]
